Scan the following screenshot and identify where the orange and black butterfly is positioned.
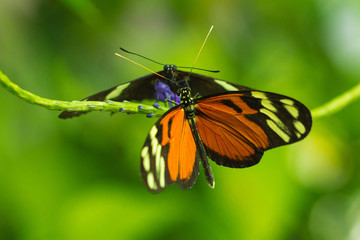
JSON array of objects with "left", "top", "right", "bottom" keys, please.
[{"left": 59, "top": 65, "right": 312, "bottom": 193}]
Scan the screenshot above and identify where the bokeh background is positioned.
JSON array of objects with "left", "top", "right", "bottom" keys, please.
[{"left": 1, "top": 0, "right": 360, "bottom": 239}]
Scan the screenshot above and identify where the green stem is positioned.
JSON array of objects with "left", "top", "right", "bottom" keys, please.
[
  {"left": 0, "top": 70, "right": 167, "bottom": 115},
  {"left": 1, "top": 69, "right": 359, "bottom": 119},
  {"left": 311, "top": 83, "right": 360, "bottom": 119}
]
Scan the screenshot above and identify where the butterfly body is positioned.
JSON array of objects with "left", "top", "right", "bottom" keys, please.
[{"left": 179, "top": 87, "right": 215, "bottom": 187}]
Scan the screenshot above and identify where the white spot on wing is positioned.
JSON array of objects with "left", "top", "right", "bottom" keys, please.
[
  {"left": 214, "top": 79, "right": 239, "bottom": 91},
  {"left": 159, "top": 156, "right": 166, "bottom": 188},
  {"left": 149, "top": 125, "right": 159, "bottom": 155},
  {"left": 267, "top": 119, "right": 291, "bottom": 142},
  {"left": 147, "top": 172, "right": 158, "bottom": 190},
  {"left": 151, "top": 138, "right": 158, "bottom": 156},
  {"left": 260, "top": 108, "right": 287, "bottom": 132},
  {"left": 105, "top": 83, "right": 130, "bottom": 100},
  {"left": 284, "top": 105, "right": 299, "bottom": 119},
  {"left": 280, "top": 98, "right": 294, "bottom": 105},
  {"left": 150, "top": 125, "right": 158, "bottom": 138},
  {"left": 141, "top": 146, "right": 150, "bottom": 172},
  {"left": 294, "top": 120, "right": 306, "bottom": 134},
  {"left": 251, "top": 91, "right": 267, "bottom": 99},
  {"left": 261, "top": 99, "right": 277, "bottom": 112}
]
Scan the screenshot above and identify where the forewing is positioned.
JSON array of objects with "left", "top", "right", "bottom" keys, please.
[
  {"left": 195, "top": 91, "right": 312, "bottom": 168},
  {"left": 177, "top": 71, "right": 254, "bottom": 96},
  {"left": 59, "top": 72, "right": 166, "bottom": 119},
  {"left": 59, "top": 70, "right": 253, "bottom": 119},
  {"left": 140, "top": 107, "right": 200, "bottom": 193}
]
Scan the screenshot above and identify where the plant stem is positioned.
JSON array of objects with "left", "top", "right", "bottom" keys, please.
[
  {"left": 1, "top": 69, "right": 359, "bottom": 119},
  {"left": 0, "top": 70, "right": 167, "bottom": 115},
  {"left": 311, "top": 83, "right": 360, "bottom": 119}
]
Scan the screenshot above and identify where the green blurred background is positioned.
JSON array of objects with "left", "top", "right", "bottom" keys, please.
[{"left": 1, "top": 0, "right": 360, "bottom": 239}]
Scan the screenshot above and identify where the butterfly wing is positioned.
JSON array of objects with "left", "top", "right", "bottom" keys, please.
[
  {"left": 178, "top": 71, "right": 253, "bottom": 96},
  {"left": 59, "top": 72, "right": 167, "bottom": 119},
  {"left": 140, "top": 106, "right": 200, "bottom": 193},
  {"left": 59, "top": 69, "right": 252, "bottom": 119},
  {"left": 194, "top": 91, "right": 312, "bottom": 168}
]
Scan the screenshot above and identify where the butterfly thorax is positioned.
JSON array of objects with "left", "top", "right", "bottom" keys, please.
[{"left": 179, "top": 87, "right": 195, "bottom": 119}]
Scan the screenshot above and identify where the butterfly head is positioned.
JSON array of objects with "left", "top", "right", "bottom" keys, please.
[{"left": 163, "top": 65, "right": 177, "bottom": 78}]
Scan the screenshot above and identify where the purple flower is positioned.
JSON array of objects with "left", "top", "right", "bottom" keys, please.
[
  {"left": 154, "top": 81, "right": 180, "bottom": 107},
  {"left": 154, "top": 81, "right": 171, "bottom": 102},
  {"left": 170, "top": 93, "right": 180, "bottom": 106},
  {"left": 146, "top": 113, "right": 160, "bottom": 118},
  {"left": 153, "top": 103, "right": 160, "bottom": 108}
]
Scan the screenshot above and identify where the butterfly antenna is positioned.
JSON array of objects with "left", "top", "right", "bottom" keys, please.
[
  {"left": 119, "top": 47, "right": 165, "bottom": 66},
  {"left": 114, "top": 53, "right": 171, "bottom": 81},
  {"left": 178, "top": 66, "right": 220, "bottom": 73},
  {"left": 186, "top": 25, "right": 214, "bottom": 82}
]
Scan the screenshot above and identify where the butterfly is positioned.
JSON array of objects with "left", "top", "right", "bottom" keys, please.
[{"left": 59, "top": 65, "right": 312, "bottom": 193}]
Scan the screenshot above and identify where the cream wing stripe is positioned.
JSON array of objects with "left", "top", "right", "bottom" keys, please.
[
  {"left": 159, "top": 157, "right": 166, "bottom": 188},
  {"left": 214, "top": 80, "right": 239, "bottom": 91},
  {"left": 141, "top": 146, "right": 150, "bottom": 172},
  {"left": 261, "top": 99, "right": 277, "bottom": 112},
  {"left": 147, "top": 172, "right": 158, "bottom": 190},
  {"left": 266, "top": 120, "right": 291, "bottom": 142},
  {"left": 284, "top": 104, "right": 299, "bottom": 119},
  {"left": 294, "top": 120, "right": 306, "bottom": 134},
  {"left": 105, "top": 83, "right": 130, "bottom": 100}
]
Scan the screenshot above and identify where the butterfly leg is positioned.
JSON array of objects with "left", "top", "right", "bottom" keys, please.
[
  {"left": 164, "top": 99, "right": 179, "bottom": 108},
  {"left": 193, "top": 92, "right": 200, "bottom": 99}
]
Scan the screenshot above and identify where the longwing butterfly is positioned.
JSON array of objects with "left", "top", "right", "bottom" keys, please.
[{"left": 59, "top": 65, "right": 312, "bottom": 193}]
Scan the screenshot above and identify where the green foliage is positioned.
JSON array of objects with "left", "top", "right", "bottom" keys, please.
[{"left": 0, "top": 1, "right": 360, "bottom": 240}]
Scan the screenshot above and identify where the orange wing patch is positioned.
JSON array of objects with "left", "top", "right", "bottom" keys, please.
[
  {"left": 140, "top": 107, "right": 200, "bottom": 193},
  {"left": 159, "top": 109, "right": 197, "bottom": 181},
  {"left": 195, "top": 94, "right": 269, "bottom": 168}
]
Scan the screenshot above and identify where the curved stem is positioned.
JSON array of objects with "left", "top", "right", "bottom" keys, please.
[
  {"left": 0, "top": 70, "right": 167, "bottom": 115},
  {"left": 311, "top": 83, "right": 360, "bottom": 119}
]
